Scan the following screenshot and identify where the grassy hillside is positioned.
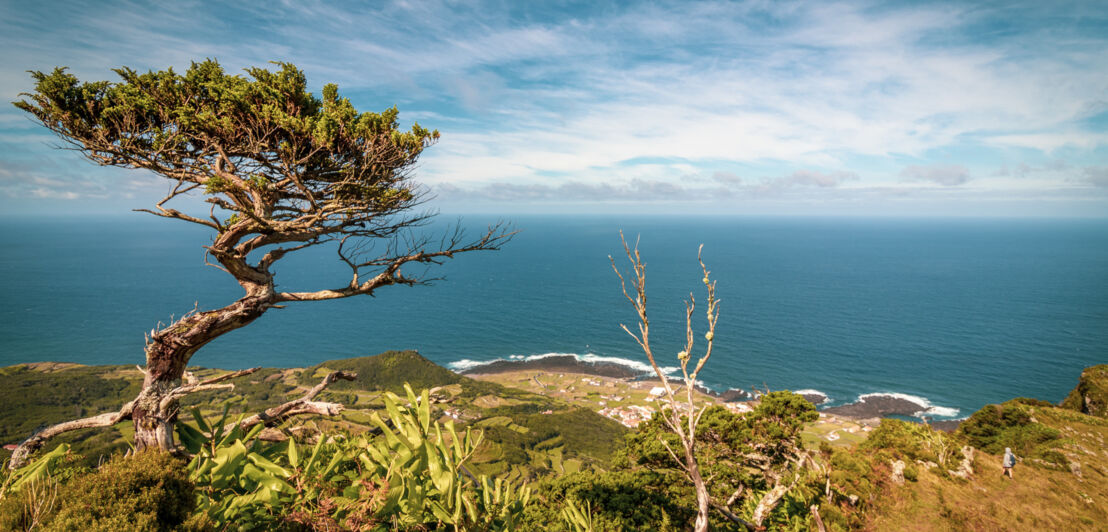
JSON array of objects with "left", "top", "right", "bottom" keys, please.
[
  {"left": 307, "top": 350, "right": 464, "bottom": 394},
  {"left": 4, "top": 354, "right": 1105, "bottom": 531},
  {"left": 867, "top": 404, "right": 1108, "bottom": 531},
  {"left": 0, "top": 351, "right": 628, "bottom": 478},
  {"left": 0, "top": 363, "right": 140, "bottom": 446}
]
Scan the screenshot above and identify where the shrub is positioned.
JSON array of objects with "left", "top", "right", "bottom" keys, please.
[
  {"left": 958, "top": 403, "right": 1050, "bottom": 454},
  {"left": 822, "top": 450, "right": 880, "bottom": 530},
  {"left": 1011, "top": 397, "right": 1055, "bottom": 408},
  {"left": 957, "top": 401, "right": 1065, "bottom": 468},
  {"left": 43, "top": 450, "right": 194, "bottom": 531},
  {"left": 862, "top": 419, "right": 959, "bottom": 466},
  {"left": 1060, "top": 364, "right": 1108, "bottom": 418},
  {"left": 903, "top": 462, "right": 919, "bottom": 482},
  {"left": 523, "top": 469, "right": 693, "bottom": 531}
]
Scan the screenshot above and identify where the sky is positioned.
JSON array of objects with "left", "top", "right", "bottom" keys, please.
[{"left": 1, "top": 0, "right": 1106, "bottom": 217}]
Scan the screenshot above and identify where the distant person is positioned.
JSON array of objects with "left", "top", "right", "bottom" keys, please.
[{"left": 1002, "top": 447, "right": 1018, "bottom": 479}]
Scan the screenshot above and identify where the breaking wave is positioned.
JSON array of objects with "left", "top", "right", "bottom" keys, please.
[
  {"left": 793, "top": 389, "right": 830, "bottom": 405},
  {"left": 448, "top": 352, "right": 679, "bottom": 376},
  {"left": 856, "top": 392, "right": 961, "bottom": 419}
]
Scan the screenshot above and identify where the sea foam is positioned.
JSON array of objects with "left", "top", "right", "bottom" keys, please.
[
  {"left": 447, "top": 352, "right": 679, "bottom": 376},
  {"left": 856, "top": 392, "right": 960, "bottom": 419},
  {"left": 792, "top": 389, "right": 830, "bottom": 404}
]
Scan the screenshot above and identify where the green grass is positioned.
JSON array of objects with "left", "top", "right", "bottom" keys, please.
[{"left": 3, "top": 351, "right": 629, "bottom": 482}]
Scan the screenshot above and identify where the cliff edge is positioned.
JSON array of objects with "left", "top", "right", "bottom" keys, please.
[{"left": 1060, "top": 364, "right": 1108, "bottom": 418}]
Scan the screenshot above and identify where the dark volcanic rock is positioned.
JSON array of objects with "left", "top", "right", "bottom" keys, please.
[
  {"left": 798, "top": 393, "right": 828, "bottom": 406},
  {"left": 718, "top": 388, "right": 753, "bottom": 402},
  {"left": 823, "top": 395, "right": 927, "bottom": 419}
]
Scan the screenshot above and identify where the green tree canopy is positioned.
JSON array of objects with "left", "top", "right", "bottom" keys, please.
[{"left": 11, "top": 60, "right": 509, "bottom": 463}]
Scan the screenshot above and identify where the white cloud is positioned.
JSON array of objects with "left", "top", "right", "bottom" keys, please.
[
  {"left": 900, "top": 165, "right": 970, "bottom": 186},
  {"left": 1085, "top": 167, "right": 1108, "bottom": 188},
  {"left": 1, "top": 0, "right": 1106, "bottom": 214}
]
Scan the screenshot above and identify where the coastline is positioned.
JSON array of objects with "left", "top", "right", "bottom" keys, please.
[
  {"left": 460, "top": 354, "right": 645, "bottom": 380},
  {"left": 457, "top": 353, "right": 965, "bottom": 429}
]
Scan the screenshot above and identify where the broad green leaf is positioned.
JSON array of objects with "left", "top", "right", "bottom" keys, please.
[
  {"left": 302, "top": 435, "right": 326, "bottom": 474},
  {"left": 212, "top": 402, "right": 233, "bottom": 443},
  {"left": 287, "top": 438, "right": 299, "bottom": 468},
  {"left": 9, "top": 443, "right": 70, "bottom": 492},
  {"left": 244, "top": 422, "right": 264, "bottom": 443},
  {"left": 190, "top": 406, "right": 212, "bottom": 435},
  {"left": 177, "top": 420, "right": 205, "bottom": 454},
  {"left": 247, "top": 451, "right": 291, "bottom": 478},
  {"left": 320, "top": 448, "right": 345, "bottom": 478},
  {"left": 418, "top": 388, "right": 431, "bottom": 432}
]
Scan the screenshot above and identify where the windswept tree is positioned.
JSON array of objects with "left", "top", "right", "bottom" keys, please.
[{"left": 10, "top": 60, "right": 511, "bottom": 467}]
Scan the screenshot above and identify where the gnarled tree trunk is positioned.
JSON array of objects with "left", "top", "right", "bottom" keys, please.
[{"left": 133, "top": 289, "right": 271, "bottom": 451}]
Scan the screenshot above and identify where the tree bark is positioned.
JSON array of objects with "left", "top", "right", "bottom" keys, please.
[
  {"left": 751, "top": 482, "right": 790, "bottom": 527},
  {"left": 132, "top": 291, "right": 272, "bottom": 451},
  {"left": 811, "top": 505, "right": 828, "bottom": 532},
  {"left": 687, "top": 446, "right": 712, "bottom": 532}
]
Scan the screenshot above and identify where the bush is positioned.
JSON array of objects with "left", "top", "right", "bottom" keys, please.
[
  {"left": 523, "top": 469, "right": 693, "bottom": 531},
  {"left": 823, "top": 450, "right": 880, "bottom": 530},
  {"left": 862, "top": 419, "right": 959, "bottom": 466},
  {"left": 958, "top": 402, "right": 1054, "bottom": 454},
  {"left": 43, "top": 450, "right": 194, "bottom": 532},
  {"left": 903, "top": 463, "right": 919, "bottom": 482},
  {"left": 957, "top": 401, "right": 1065, "bottom": 468},
  {"left": 1011, "top": 397, "right": 1055, "bottom": 408}
]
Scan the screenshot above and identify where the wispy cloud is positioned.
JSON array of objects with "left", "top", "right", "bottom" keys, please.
[
  {"left": 1, "top": 0, "right": 1106, "bottom": 215},
  {"left": 438, "top": 179, "right": 731, "bottom": 202},
  {"left": 1085, "top": 167, "right": 1108, "bottom": 188},
  {"left": 900, "top": 165, "right": 970, "bottom": 186}
]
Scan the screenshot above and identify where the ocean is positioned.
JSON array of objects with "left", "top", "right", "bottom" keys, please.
[{"left": 1, "top": 214, "right": 1106, "bottom": 420}]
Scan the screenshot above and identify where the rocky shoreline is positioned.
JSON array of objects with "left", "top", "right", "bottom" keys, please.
[{"left": 460, "top": 355, "right": 963, "bottom": 429}]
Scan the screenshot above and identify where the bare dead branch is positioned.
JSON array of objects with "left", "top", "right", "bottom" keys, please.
[
  {"left": 812, "top": 505, "right": 828, "bottom": 532},
  {"left": 751, "top": 453, "right": 810, "bottom": 527},
  {"left": 9, "top": 402, "right": 135, "bottom": 470},
  {"left": 726, "top": 485, "right": 746, "bottom": 507},
  {"left": 711, "top": 501, "right": 760, "bottom": 531},
  {"left": 225, "top": 370, "right": 357, "bottom": 432},
  {"left": 275, "top": 224, "right": 513, "bottom": 302},
  {"left": 611, "top": 231, "right": 719, "bottom": 532},
  {"left": 159, "top": 367, "right": 262, "bottom": 410}
]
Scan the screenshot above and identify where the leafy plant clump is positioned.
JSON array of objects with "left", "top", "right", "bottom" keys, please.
[
  {"left": 7, "top": 450, "right": 196, "bottom": 532},
  {"left": 524, "top": 469, "right": 694, "bottom": 531},
  {"left": 862, "top": 418, "right": 961, "bottom": 467},
  {"left": 957, "top": 401, "right": 1065, "bottom": 467},
  {"left": 180, "top": 384, "right": 532, "bottom": 530}
]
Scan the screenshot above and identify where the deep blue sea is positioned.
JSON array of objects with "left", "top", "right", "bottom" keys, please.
[{"left": 2, "top": 215, "right": 1106, "bottom": 420}]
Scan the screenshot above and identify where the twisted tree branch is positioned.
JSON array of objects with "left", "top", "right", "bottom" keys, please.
[
  {"left": 9, "top": 403, "right": 135, "bottom": 470},
  {"left": 225, "top": 370, "right": 358, "bottom": 433}
]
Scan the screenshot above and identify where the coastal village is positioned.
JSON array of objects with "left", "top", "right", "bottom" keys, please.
[{"left": 468, "top": 367, "right": 876, "bottom": 447}]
